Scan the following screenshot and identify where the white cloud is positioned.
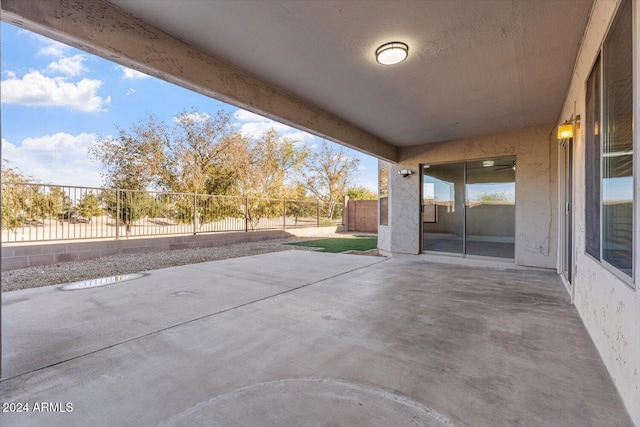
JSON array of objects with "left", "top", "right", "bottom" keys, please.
[
  {"left": 1, "top": 71, "right": 110, "bottom": 112},
  {"left": 283, "top": 131, "right": 316, "bottom": 145},
  {"left": 39, "top": 42, "right": 68, "bottom": 57},
  {"left": 237, "top": 120, "right": 291, "bottom": 137},
  {"left": 174, "top": 112, "right": 211, "bottom": 124},
  {"left": 126, "top": 88, "right": 136, "bottom": 96},
  {"left": 120, "top": 66, "right": 150, "bottom": 80},
  {"left": 2, "top": 134, "right": 103, "bottom": 187},
  {"left": 19, "top": 30, "right": 70, "bottom": 57},
  {"left": 233, "top": 108, "right": 314, "bottom": 144},
  {"left": 47, "top": 55, "right": 87, "bottom": 76},
  {"left": 21, "top": 132, "right": 97, "bottom": 154},
  {"left": 234, "top": 110, "right": 267, "bottom": 122}
]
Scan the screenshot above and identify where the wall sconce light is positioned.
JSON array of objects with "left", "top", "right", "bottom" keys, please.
[
  {"left": 376, "top": 42, "right": 409, "bottom": 65},
  {"left": 558, "top": 123, "right": 573, "bottom": 139},
  {"left": 557, "top": 115, "right": 581, "bottom": 140},
  {"left": 398, "top": 169, "right": 414, "bottom": 177}
]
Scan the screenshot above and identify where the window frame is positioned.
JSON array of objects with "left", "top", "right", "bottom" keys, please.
[
  {"left": 585, "top": 54, "right": 601, "bottom": 261},
  {"left": 379, "top": 167, "right": 389, "bottom": 226},
  {"left": 584, "top": 0, "right": 636, "bottom": 288}
]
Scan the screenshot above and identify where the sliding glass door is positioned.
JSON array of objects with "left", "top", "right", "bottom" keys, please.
[
  {"left": 422, "top": 163, "right": 465, "bottom": 254},
  {"left": 422, "top": 158, "right": 515, "bottom": 259},
  {"left": 465, "top": 159, "right": 516, "bottom": 258}
]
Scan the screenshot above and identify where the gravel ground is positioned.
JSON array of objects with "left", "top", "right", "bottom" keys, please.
[{"left": 1, "top": 236, "right": 329, "bottom": 293}]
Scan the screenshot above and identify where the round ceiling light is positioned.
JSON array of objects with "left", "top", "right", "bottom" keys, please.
[{"left": 375, "top": 42, "right": 409, "bottom": 65}]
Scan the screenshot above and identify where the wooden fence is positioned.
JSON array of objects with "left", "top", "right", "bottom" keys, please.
[{"left": 344, "top": 198, "right": 378, "bottom": 233}]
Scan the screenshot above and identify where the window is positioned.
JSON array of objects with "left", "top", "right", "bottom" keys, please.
[
  {"left": 379, "top": 167, "right": 388, "bottom": 226},
  {"left": 585, "top": 0, "right": 634, "bottom": 281},
  {"left": 585, "top": 55, "right": 601, "bottom": 260}
]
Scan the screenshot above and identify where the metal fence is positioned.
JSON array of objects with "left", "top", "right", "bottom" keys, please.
[{"left": 1, "top": 183, "right": 343, "bottom": 243}]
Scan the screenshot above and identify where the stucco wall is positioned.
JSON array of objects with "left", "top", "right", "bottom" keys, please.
[
  {"left": 466, "top": 204, "right": 516, "bottom": 239},
  {"left": 557, "top": 0, "right": 639, "bottom": 423},
  {"left": 383, "top": 124, "right": 558, "bottom": 269}
]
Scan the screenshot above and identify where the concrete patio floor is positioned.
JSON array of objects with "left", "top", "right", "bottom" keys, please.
[{"left": 0, "top": 251, "right": 632, "bottom": 426}]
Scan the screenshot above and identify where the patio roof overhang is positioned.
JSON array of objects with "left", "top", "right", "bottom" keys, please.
[{"left": 0, "top": 0, "right": 594, "bottom": 162}]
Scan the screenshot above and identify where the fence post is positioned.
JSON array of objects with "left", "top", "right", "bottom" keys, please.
[
  {"left": 352, "top": 199, "right": 356, "bottom": 230},
  {"left": 343, "top": 196, "right": 349, "bottom": 231},
  {"left": 115, "top": 188, "right": 120, "bottom": 240},
  {"left": 317, "top": 201, "right": 320, "bottom": 227},
  {"left": 283, "top": 199, "right": 287, "bottom": 230},
  {"left": 193, "top": 192, "right": 198, "bottom": 235},
  {"left": 245, "top": 197, "right": 249, "bottom": 232}
]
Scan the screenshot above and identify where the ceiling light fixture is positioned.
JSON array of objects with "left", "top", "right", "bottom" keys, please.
[
  {"left": 482, "top": 160, "right": 495, "bottom": 167},
  {"left": 376, "top": 42, "right": 409, "bottom": 65}
]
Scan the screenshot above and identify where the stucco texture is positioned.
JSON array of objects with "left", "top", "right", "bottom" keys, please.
[
  {"left": 380, "top": 124, "right": 558, "bottom": 270},
  {"left": 557, "top": 0, "right": 639, "bottom": 423}
]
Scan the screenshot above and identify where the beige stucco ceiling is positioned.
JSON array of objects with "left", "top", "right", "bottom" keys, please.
[{"left": 106, "top": 0, "right": 593, "bottom": 148}]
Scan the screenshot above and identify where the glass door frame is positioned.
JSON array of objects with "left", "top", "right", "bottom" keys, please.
[
  {"left": 421, "top": 162, "right": 466, "bottom": 257},
  {"left": 559, "top": 138, "right": 574, "bottom": 286},
  {"left": 420, "top": 157, "right": 516, "bottom": 261}
]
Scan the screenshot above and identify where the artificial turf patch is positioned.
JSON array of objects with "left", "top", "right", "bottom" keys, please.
[{"left": 286, "top": 236, "right": 377, "bottom": 253}]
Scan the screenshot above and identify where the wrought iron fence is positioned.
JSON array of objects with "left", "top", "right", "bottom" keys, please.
[{"left": 1, "top": 183, "right": 343, "bottom": 243}]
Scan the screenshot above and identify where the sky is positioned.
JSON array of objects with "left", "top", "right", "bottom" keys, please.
[{"left": 0, "top": 22, "right": 378, "bottom": 191}]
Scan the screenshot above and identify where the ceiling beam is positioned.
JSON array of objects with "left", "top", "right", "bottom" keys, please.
[{"left": 1, "top": 0, "right": 399, "bottom": 162}]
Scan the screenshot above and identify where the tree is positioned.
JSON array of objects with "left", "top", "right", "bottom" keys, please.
[
  {"left": 90, "top": 110, "right": 238, "bottom": 194},
  {"left": 346, "top": 186, "right": 377, "bottom": 200},
  {"left": 101, "top": 189, "right": 162, "bottom": 235},
  {"left": 90, "top": 111, "right": 312, "bottom": 229},
  {"left": 77, "top": 192, "right": 103, "bottom": 219},
  {"left": 1, "top": 160, "right": 41, "bottom": 230},
  {"left": 478, "top": 192, "right": 509, "bottom": 203},
  {"left": 89, "top": 115, "right": 165, "bottom": 190},
  {"left": 46, "top": 187, "right": 73, "bottom": 220},
  {"left": 91, "top": 110, "right": 243, "bottom": 230},
  {"left": 230, "top": 128, "right": 307, "bottom": 229},
  {"left": 0, "top": 177, "right": 76, "bottom": 224},
  {"left": 165, "top": 110, "right": 238, "bottom": 194},
  {"left": 299, "top": 140, "right": 359, "bottom": 220},
  {"left": 231, "top": 129, "right": 307, "bottom": 198},
  {"left": 284, "top": 184, "right": 316, "bottom": 227},
  {"left": 1, "top": 159, "right": 29, "bottom": 183}
]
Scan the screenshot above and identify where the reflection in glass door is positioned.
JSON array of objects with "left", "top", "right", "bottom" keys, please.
[
  {"left": 422, "top": 158, "right": 515, "bottom": 259},
  {"left": 422, "top": 163, "right": 465, "bottom": 254},
  {"left": 465, "top": 159, "right": 516, "bottom": 258}
]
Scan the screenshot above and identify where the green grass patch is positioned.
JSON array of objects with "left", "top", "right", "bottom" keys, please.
[{"left": 286, "top": 236, "right": 377, "bottom": 253}]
